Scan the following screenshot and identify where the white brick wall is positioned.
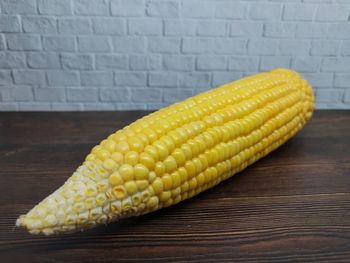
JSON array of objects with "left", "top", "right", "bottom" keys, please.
[{"left": 0, "top": 0, "right": 350, "bottom": 111}]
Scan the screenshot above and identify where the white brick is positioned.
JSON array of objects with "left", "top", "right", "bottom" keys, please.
[
  {"left": 22, "top": 16, "right": 57, "bottom": 34},
  {"left": 47, "top": 71, "right": 79, "bottom": 86},
  {"left": 1, "top": 0, "right": 36, "bottom": 14},
  {"left": 341, "top": 41, "right": 350, "bottom": 56},
  {"left": 182, "top": 38, "right": 214, "bottom": 54},
  {"left": 117, "top": 103, "right": 147, "bottom": 110},
  {"left": 296, "top": 23, "right": 329, "bottom": 38},
  {"left": 212, "top": 72, "right": 242, "bottom": 87},
  {"left": 111, "top": 0, "right": 144, "bottom": 17},
  {"left": 83, "top": 103, "right": 115, "bottom": 111},
  {"left": 180, "top": 73, "right": 211, "bottom": 89},
  {"left": 316, "top": 5, "right": 349, "bottom": 21},
  {"left": 181, "top": 0, "right": 214, "bottom": 18},
  {"left": 100, "top": 88, "right": 129, "bottom": 102},
  {"left": 334, "top": 74, "right": 350, "bottom": 88},
  {"left": 129, "top": 19, "right": 162, "bottom": 36},
  {"left": 250, "top": 3, "right": 282, "bottom": 20},
  {"left": 215, "top": 2, "right": 247, "bottom": 19},
  {"left": 264, "top": 23, "right": 296, "bottom": 38},
  {"left": 147, "top": 0, "right": 179, "bottom": 18},
  {"left": 52, "top": 103, "right": 83, "bottom": 111},
  {"left": 163, "top": 89, "right": 192, "bottom": 103},
  {"left": 13, "top": 70, "right": 46, "bottom": 85},
  {"left": 0, "top": 52, "right": 26, "bottom": 68},
  {"left": 248, "top": 39, "right": 278, "bottom": 55},
  {"left": 67, "top": 87, "right": 99, "bottom": 102},
  {"left": 19, "top": 102, "right": 51, "bottom": 111},
  {"left": 7, "top": 35, "right": 41, "bottom": 51},
  {"left": 0, "top": 15, "right": 21, "bottom": 32},
  {"left": 42, "top": 36, "right": 75, "bottom": 52},
  {"left": 61, "top": 54, "right": 93, "bottom": 70},
  {"left": 58, "top": 18, "right": 92, "bottom": 34},
  {"left": 197, "top": 21, "right": 226, "bottom": 37},
  {"left": 92, "top": 18, "right": 126, "bottom": 35},
  {"left": 291, "top": 57, "right": 321, "bottom": 72},
  {"left": 78, "top": 36, "right": 111, "bottom": 52},
  {"left": 0, "top": 70, "right": 13, "bottom": 85},
  {"left": 1, "top": 87, "right": 33, "bottom": 101},
  {"left": 0, "top": 102, "right": 18, "bottom": 111},
  {"left": 34, "top": 88, "right": 65, "bottom": 102},
  {"left": 27, "top": 53, "right": 60, "bottom": 69},
  {"left": 228, "top": 57, "right": 259, "bottom": 72},
  {"left": 317, "top": 89, "right": 344, "bottom": 103},
  {"left": 163, "top": 55, "right": 194, "bottom": 71},
  {"left": 197, "top": 56, "right": 227, "bottom": 71},
  {"left": 113, "top": 37, "right": 146, "bottom": 53},
  {"left": 302, "top": 73, "right": 333, "bottom": 88},
  {"left": 74, "top": 0, "right": 109, "bottom": 15},
  {"left": 38, "top": 0, "right": 71, "bottom": 15},
  {"left": 344, "top": 90, "right": 350, "bottom": 104},
  {"left": 148, "top": 37, "right": 180, "bottom": 54},
  {"left": 129, "top": 55, "right": 161, "bottom": 70},
  {"left": 149, "top": 72, "right": 178, "bottom": 87},
  {"left": 328, "top": 24, "right": 350, "bottom": 39},
  {"left": 0, "top": 36, "right": 4, "bottom": 50},
  {"left": 310, "top": 41, "right": 339, "bottom": 56},
  {"left": 260, "top": 56, "right": 290, "bottom": 71},
  {"left": 96, "top": 54, "right": 127, "bottom": 70},
  {"left": 283, "top": 4, "right": 316, "bottom": 21},
  {"left": 165, "top": 20, "right": 196, "bottom": 36},
  {"left": 278, "top": 40, "right": 310, "bottom": 55},
  {"left": 322, "top": 57, "right": 350, "bottom": 72},
  {"left": 230, "top": 21, "right": 263, "bottom": 37},
  {"left": 131, "top": 88, "right": 162, "bottom": 102},
  {"left": 115, "top": 72, "right": 147, "bottom": 86},
  {"left": 146, "top": 103, "right": 165, "bottom": 110},
  {"left": 81, "top": 72, "right": 113, "bottom": 86}
]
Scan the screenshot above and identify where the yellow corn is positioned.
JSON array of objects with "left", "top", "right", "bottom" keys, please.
[{"left": 16, "top": 68, "right": 314, "bottom": 235}]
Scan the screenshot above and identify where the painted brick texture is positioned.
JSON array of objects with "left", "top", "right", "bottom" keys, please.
[{"left": 0, "top": 0, "right": 350, "bottom": 111}]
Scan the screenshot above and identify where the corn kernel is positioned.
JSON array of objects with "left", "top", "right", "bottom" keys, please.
[
  {"left": 125, "top": 181, "right": 138, "bottom": 195},
  {"left": 151, "top": 178, "right": 163, "bottom": 195},
  {"left": 112, "top": 186, "right": 126, "bottom": 200},
  {"left": 136, "top": 180, "right": 149, "bottom": 190},
  {"left": 147, "top": 196, "right": 159, "bottom": 208},
  {"left": 119, "top": 164, "right": 134, "bottom": 181},
  {"left": 124, "top": 151, "right": 139, "bottom": 166},
  {"left": 103, "top": 158, "right": 116, "bottom": 171},
  {"left": 162, "top": 175, "right": 173, "bottom": 191},
  {"left": 109, "top": 171, "right": 123, "bottom": 186},
  {"left": 164, "top": 155, "right": 177, "bottom": 173},
  {"left": 111, "top": 152, "right": 124, "bottom": 164},
  {"left": 134, "top": 164, "right": 149, "bottom": 180},
  {"left": 139, "top": 152, "right": 155, "bottom": 170}
]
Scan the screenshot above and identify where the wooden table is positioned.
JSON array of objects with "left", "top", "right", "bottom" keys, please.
[{"left": 0, "top": 111, "right": 349, "bottom": 262}]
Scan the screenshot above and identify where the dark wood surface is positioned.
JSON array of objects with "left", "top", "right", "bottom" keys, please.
[{"left": 0, "top": 110, "right": 349, "bottom": 262}]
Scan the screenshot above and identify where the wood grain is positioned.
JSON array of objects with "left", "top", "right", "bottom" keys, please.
[{"left": 0, "top": 110, "right": 349, "bottom": 262}]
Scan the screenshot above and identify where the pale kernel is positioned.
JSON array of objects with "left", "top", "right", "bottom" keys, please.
[
  {"left": 125, "top": 181, "right": 138, "bottom": 195},
  {"left": 136, "top": 180, "right": 149, "bottom": 190},
  {"left": 119, "top": 164, "right": 134, "bottom": 181},
  {"left": 109, "top": 171, "right": 123, "bottom": 186},
  {"left": 113, "top": 185, "right": 126, "bottom": 200}
]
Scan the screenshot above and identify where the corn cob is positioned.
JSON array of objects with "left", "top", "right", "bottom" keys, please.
[{"left": 16, "top": 68, "right": 314, "bottom": 235}]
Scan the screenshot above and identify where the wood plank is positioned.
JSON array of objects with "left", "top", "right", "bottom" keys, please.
[
  {"left": 1, "top": 194, "right": 350, "bottom": 262},
  {"left": 0, "top": 110, "right": 349, "bottom": 262}
]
